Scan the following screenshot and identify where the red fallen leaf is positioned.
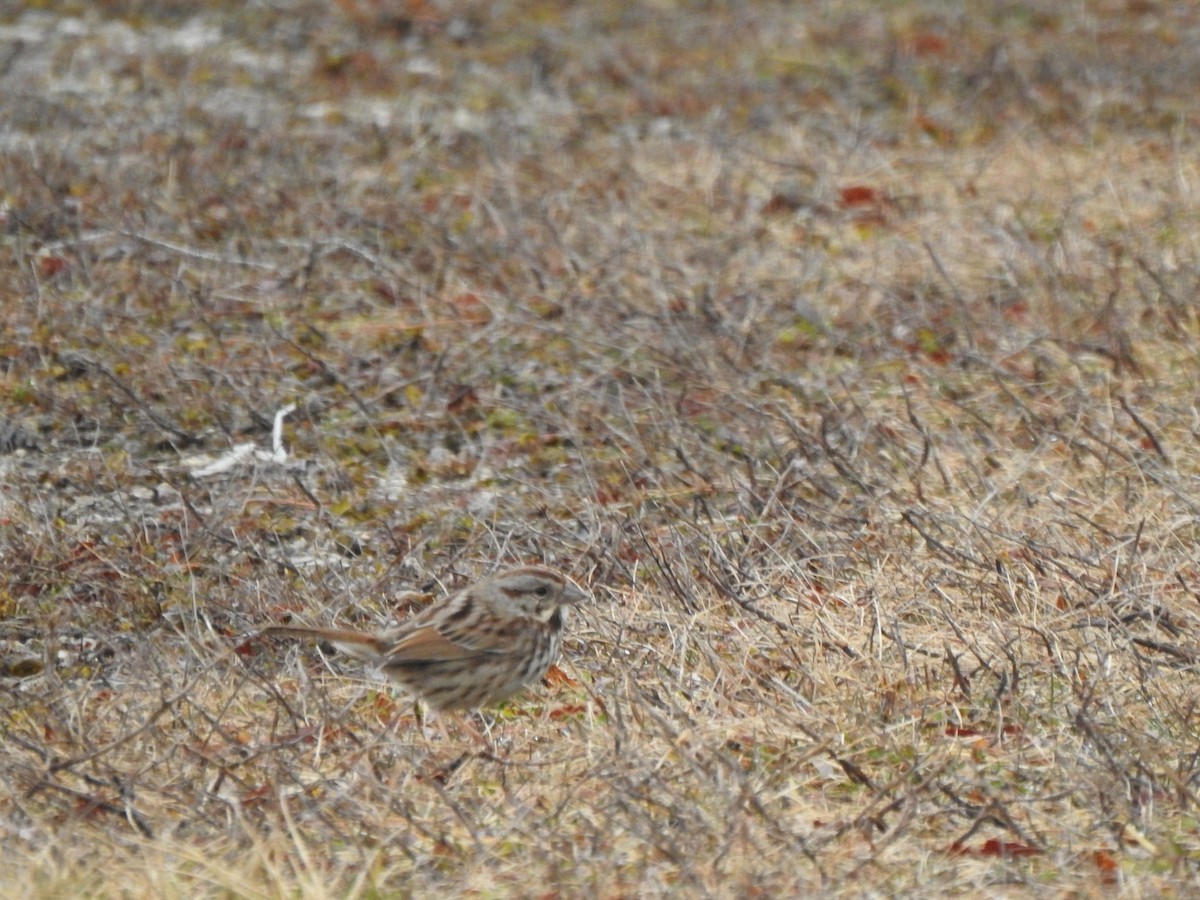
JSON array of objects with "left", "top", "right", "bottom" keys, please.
[
  {"left": 594, "top": 487, "right": 623, "bottom": 505},
  {"left": 1002, "top": 300, "right": 1029, "bottom": 321},
  {"left": 945, "top": 726, "right": 981, "bottom": 737},
  {"left": 762, "top": 192, "right": 804, "bottom": 215},
  {"left": 839, "top": 185, "right": 880, "bottom": 207},
  {"left": 371, "top": 280, "right": 400, "bottom": 303},
  {"left": 678, "top": 391, "right": 716, "bottom": 416},
  {"left": 947, "top": 841, "right": 970, "bottom": 856},
  {"left": 910, "top": 33, "right": 948, "bottom": 56},
  {"left": 38, "top": 255, "right": 69, "bottom": 278},
  {"left": 74, "top": 797, "right": 110, "bottom": 820},
  {"left": 446, "top": 383, "right": 479, "bottom": 413},
  {"left": 1093, "top": 849, "right": 1118, "bottom": 883},
  {"left": 233, "top": 639, "right": 256, "bottom": 658},
  {"left": 876, "top": 423, "right": 901, "bottom": 439},
  {"left": 980, "top": 839, "right": 1041, "bottom": 858},
  {"left": 1001, "top": 724, "right": 1025, "bottom": 739},
  {"left": 548, "top": 704, "right": 587, "bottom": 720},
  {"left": 543, "top": 664, "right": 578, "bottom": 687},
  {"left": 451, "top": 292, "right": 492, "bottom": 326},
  {"left": 239, "top": 785, "right": 272, "bottom": 806}
]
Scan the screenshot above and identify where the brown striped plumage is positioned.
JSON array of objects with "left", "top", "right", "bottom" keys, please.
[{"left": 261, "top": 566, "right": 587, "bottom": 710}]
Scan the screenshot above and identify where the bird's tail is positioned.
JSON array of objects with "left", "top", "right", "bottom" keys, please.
[{"left": 260, "top": 624, "right": 387, "bottom": 661}]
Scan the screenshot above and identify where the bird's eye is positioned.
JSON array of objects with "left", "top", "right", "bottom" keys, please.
[{"left": 534, "top": 585, "right": 549, "bottom": 597}]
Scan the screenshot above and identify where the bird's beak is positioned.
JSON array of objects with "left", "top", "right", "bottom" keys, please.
[{"left": 562, "top": 580, "right": 589, "bottom": 605}]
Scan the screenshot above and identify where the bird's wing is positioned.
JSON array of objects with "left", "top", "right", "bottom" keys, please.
[{"left": 382, "top": 620, "right": 516, "bottom": 664}]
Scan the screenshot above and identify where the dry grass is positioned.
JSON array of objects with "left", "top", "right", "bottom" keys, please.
[{"left": 3, "top": 0, "right": 1200, "bottom": 895}]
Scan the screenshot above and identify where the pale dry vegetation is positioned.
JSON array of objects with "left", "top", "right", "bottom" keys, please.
[{"left": 3, "top": 0, "right": 1200, "bottom": 895}]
